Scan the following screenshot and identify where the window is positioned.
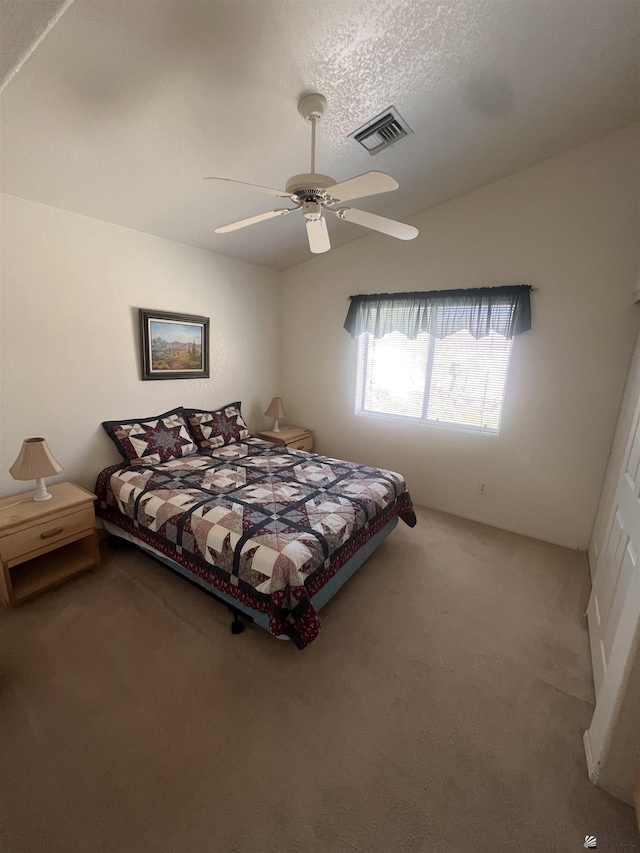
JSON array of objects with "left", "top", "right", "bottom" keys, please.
[
  {"left": 356, "top": 328, "right": 513, "bottom": 433},
  {"left": 346, "top": 285, "right": 531, "bottom": 433}
]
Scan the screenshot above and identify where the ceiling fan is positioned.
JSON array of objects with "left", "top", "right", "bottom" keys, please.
[{"left": 205, "top": 93, "right": 419, "bottom": 254}]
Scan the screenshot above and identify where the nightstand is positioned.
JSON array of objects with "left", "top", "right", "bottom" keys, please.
[
  {"left": 258, "top": 426, "right": 314, "bottom": 452},
  {"left": 0, "top": 482, "right": 100, "bottom": 605}
]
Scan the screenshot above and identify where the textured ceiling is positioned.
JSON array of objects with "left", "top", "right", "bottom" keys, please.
[
  {"left": 0, "top": 0, "right": 72, "bottom": 93},
  {"left": 1, "top": 0, "right": 639, "bottom": 270}
]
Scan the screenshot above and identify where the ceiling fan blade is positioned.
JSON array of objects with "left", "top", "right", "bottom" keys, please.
[
  {"left": 335, "top": 207, "right": 418, "bottom": 240},
  {"left": 328, "top": 171, "right": 398, "bottom": 203},
  {"left": 204, "top": 176, "right": 296, "bottom": 200},
  {"left": 215, "top": 208, "right": 293, "bottom": 233},
  {"left": 306, "top": 216, "right": 331, "bottom": 254}
]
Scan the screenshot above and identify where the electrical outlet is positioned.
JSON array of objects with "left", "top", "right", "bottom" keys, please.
[{"left": 478, "top": 482, "right": 487, "bottom": 494}]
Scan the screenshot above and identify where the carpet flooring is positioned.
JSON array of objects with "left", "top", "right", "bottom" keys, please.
[{"left": 0, "top": 506, "right": 637, "bottom": 852}]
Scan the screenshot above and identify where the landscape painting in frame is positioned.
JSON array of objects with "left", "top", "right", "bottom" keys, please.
[{"left": 140, "top": 309, "right": 210, "bottom": 380}]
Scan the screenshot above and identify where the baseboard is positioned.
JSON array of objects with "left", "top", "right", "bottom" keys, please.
[{"left": 420, "top": 501, "right": 585, "bottom": 551}]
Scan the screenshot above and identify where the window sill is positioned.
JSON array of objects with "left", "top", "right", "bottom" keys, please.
[{"left": 355, "top": 409, "right": 501, "bottom": 435}]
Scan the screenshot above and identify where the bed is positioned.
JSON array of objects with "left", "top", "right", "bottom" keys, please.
[{"left": 96, "top": 405, "right": 416, "bottom": 648}]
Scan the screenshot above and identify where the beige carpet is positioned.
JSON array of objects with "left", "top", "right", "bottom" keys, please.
[{"left": 0, "top": 506, "right": 637, "bottom": 852}]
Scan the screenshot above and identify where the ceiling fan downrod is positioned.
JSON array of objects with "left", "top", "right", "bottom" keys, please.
[
  {"left": 298, "top": 93, "right": 327, "bottom": 176},
  {"left": 310, "top": 114, "right": 317, "bottom": 174}
]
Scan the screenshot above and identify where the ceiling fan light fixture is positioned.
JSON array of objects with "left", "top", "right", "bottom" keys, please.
[{"left": 302, "top": 200, "right": 323, "bottom": 220}]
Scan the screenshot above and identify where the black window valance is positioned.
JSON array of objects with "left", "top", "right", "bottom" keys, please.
[{"left": 343, "top": 285, "right": 533, "bottom": 341}]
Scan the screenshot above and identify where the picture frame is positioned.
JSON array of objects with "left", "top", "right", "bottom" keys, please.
[{"left": 139, "top": 309, "right": 210, "bottom": 381}]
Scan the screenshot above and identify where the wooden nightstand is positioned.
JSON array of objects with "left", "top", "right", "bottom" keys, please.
[
  {"left": 258, "top": 426, "right": 314, "bottom": 452},
  {"left": 0, "top": 482, "right": 100, "bottom": 605}
]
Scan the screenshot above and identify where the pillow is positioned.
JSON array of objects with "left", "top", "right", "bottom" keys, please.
[
  {"left": 184, "top": 401, "right": 250, "bottom": 449},
  {"left": 102, "top": 407, "right": 198, "bottom": 466}
]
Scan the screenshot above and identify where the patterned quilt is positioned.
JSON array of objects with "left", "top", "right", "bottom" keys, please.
[{"left": 95, "top": 438, "right": 416, "bottom": 648}]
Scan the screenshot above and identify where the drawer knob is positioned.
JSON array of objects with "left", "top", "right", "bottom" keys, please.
[{"left": 41, "top": 527, "right": 64, "bottom": 540}]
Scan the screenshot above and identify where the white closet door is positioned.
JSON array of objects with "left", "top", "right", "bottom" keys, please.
[{"left": 588, "top": 389, "right": 640, "bottom": 697}]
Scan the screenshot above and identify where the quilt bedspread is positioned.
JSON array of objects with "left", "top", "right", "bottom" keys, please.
[{"left": 95, "top": 438, "right": 416, "bottom": 647}]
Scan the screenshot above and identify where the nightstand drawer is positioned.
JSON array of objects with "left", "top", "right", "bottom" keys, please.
[
  {"left": 0, "top": 507, "right": 95, "bottom": 563},
  {"left": 288, "top": 436, "right": 313, "bottom": 452},
  {"left": 259, "top": 426, "right": 313, "bottom": 450}
]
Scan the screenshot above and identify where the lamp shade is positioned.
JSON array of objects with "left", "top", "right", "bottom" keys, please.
[
  {"left": 264, "top": 397, "right": 287, "bottom": 420},
  {"left": 10, "top": 437, "right": 62, "bottom": 481}
]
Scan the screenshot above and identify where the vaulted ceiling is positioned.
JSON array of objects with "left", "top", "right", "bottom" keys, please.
[{"left": 1, "top": 0, "right": 638, "bottom": 270}]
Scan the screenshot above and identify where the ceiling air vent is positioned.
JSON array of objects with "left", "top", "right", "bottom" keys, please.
[{"left": 348, "top": 106, "right": 412, "bottom": 156}]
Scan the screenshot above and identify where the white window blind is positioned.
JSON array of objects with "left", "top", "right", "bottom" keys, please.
[{"left": 356, "top": 329, "right": 512, "bottom": 432}]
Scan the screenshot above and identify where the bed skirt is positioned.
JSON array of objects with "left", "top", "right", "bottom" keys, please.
[{"left": 102, "top": 516, "right": 399, "bottom": 640}]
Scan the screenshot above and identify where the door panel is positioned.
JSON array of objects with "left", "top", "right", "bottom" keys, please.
[
  {"left": 593, "top": 511, "right": 627, "bottom": 622},
  {"left": 602, "top": 542, "right": 636, "bottom": 661},
  {"left": 588, "top": 391, "right": 640, "bottom": 699}
]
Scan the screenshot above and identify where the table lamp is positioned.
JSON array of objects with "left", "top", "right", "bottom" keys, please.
[
  {"left": 9, "top": 437, "right": 63, "bottom": 501},
  {"left": 264, "top": 397, "right": 286, "bottom": 433}
]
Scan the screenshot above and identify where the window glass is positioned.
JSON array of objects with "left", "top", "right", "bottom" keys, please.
[{"left": 356, "top": 329, "right": 512, "bottom": 433}]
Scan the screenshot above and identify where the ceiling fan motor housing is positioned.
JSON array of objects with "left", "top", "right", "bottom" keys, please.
[{"left": 285, "top": 172, "right": 336, "bottom": 202}]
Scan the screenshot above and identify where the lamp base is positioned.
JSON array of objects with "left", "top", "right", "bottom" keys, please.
[
  {"left": 272, "top": 418, "right": 280, "bottom": 433},
  {"left": 33, "top": 478, "right": 52, "bottom": 501}
]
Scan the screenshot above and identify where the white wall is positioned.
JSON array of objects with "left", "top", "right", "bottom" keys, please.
[
  {"left": 0, "top": 195, "right": 280, "bottom": 497},
  {"left": 281, "top": 124, "right": 640, "bottom": 549}
]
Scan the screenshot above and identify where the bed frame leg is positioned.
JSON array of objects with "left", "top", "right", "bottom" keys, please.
[{"left": 230, "top": 607, "right": 245, "bottom": 635}]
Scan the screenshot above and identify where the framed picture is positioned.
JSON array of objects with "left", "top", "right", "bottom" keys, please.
[{"left": 139, "top": 309, "right": 210, "bottom": 380}]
